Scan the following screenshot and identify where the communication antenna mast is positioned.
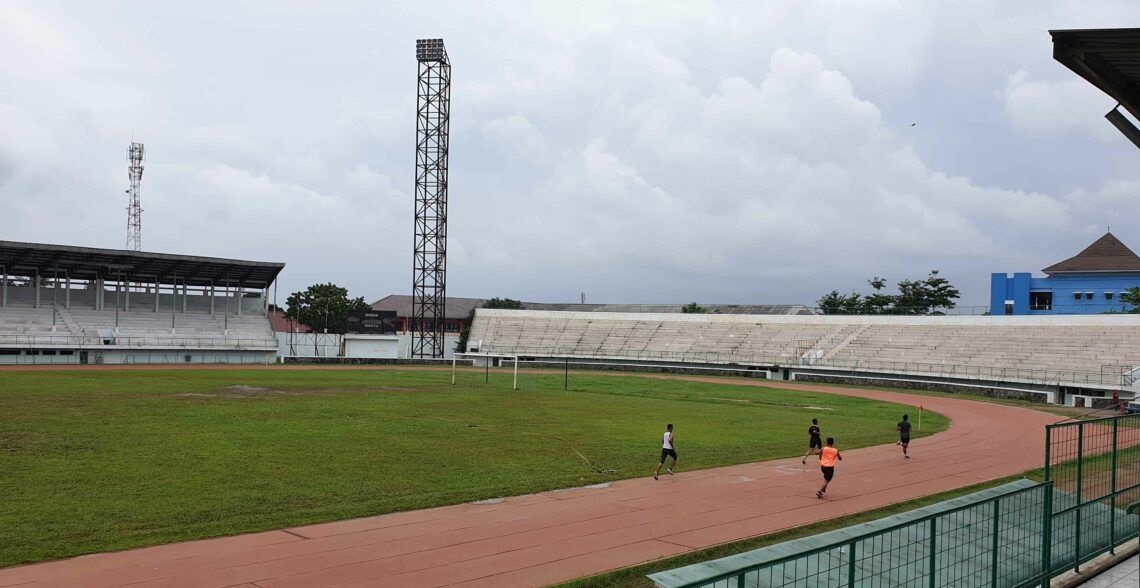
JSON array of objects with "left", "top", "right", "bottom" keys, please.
[
  {"left": 126, "top": 142, "right": 145, "bottom": 251},
  {"left": 411, "top": 39, "right": 451, "bottom": 358}
]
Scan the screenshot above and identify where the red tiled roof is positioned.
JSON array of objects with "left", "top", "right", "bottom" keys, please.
[{"left": 1043, "top": 233, "right": 1140, "bottom": 274}]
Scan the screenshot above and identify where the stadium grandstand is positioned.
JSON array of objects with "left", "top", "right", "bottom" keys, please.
[
  {"left": 467, "top": 309, "right": 1140, "bottom": 406},
  {"left": 0, "top": 241, "right": 282, "bottom": 364},
  {"left": 370, "top": 293, "right": 815, "bottom": 334}
]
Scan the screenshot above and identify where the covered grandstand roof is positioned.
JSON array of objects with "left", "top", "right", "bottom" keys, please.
[
  {"left": 1042, "top": 232, "right": 1140, "bottom": 274},
  {"left": 0, "top": 241, "right": 284, "bottom": 288},
  {"left": 1051, "top": 28, "right": 1140, "bottom": 120}
]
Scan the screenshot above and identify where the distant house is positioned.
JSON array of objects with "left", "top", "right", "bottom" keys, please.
[
  {"left": 268, "top": 308, "right": 312, "bottom": 333},
  {"left": 370, "top": 295, "right": 484, "bottom": 334},
  {"left": 991, "top": 232, "right": 1140, "bottom": 315}
]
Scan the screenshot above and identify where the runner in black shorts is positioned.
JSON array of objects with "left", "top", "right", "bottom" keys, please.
[
  {"left": 897, "top": 414, "right": 912, "bottom": 459},
  {"left": 654, "top": 423, "right": 677, "bottom": 480},
  {"left": 816, "top": 437, "right": 842, "bottom": 498},
  {"left": 802, "top": 418, "right": 822, "bottom": 464}
]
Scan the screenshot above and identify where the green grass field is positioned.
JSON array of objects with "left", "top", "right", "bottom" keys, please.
[{"left": 0, "top": 367, "right": 948, "bottom": 567}]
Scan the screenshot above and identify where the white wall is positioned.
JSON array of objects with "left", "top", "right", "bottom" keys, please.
[{"left": 344, "top": 335, "right": 399, "bottom": 359}]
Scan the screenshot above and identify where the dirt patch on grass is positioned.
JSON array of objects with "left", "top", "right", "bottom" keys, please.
[{"left": 172, "top": 384, "right": 414, "bottom": 399}]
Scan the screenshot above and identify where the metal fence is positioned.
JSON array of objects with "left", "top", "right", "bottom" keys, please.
[
  {"left": 658, "top": 482, "right": 1056, "bottom": 588},
  {"left": 496, "top": 346, "right": 1127, "bottom": 388},
  {"left": 1044, "top": 414, "right": 1140, "bottom": 573},
  {"left": 0, "top": 333, "right": 277, "bottom": 349}
]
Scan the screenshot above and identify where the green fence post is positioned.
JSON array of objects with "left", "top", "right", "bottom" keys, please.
[
  {"left": 847, "top": 541, "right": 857, "bottom": 588},
  {"left": 1110, "top": 418, "right": 1119, "bottom": 554},
  {"left": 1044, "top": 426, "right": 1052, "bottom": 482},
  {"left": 1042, "top": 483, "right": 1053, "bottom": 588},
  {"left": 929, "top": 517, "right": 938, "bottom": 588},
  {"left": 1075, "top": 422, "right": 1084, "bottom": 573},
  {"left": 737, "top": 572, "right": 745, "bottom": 588},
  {"left": 991, "top": 498, "right": 1001, "bottom": 588}
]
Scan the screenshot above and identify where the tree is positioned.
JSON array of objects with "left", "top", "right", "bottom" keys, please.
[
  {"left": 1120, "top": 287, "right": 1140, "bottom": 313},
  {"left": 484, "top": 297, "right": 523, "bottom": 310},
  {"left": 681, "top": 302, "right": 707, "bottom": 314},
  {"left": 284, "top": 282, "right": 370, "bottom": 334},
  {"left": 817, "top": 290, "right": 863, "bottom": 315},
  {"left": 818, "top": 271, "right": 959, "bottom": 315},
  {"left": 456, "top": 297, "right": 524, "bottom": 352},
  {"left": 862, "top": 277, "right": 896, "bottom": 315},
  {"left": 895, "top": 270, "right": 960, "bottom": 315}
]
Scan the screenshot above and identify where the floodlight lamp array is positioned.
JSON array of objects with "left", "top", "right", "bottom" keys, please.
[{"left": 416, "top": 38, "right": 447, "bottom": 62}]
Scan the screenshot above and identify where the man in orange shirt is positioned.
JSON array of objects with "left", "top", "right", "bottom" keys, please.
[{"left": 816, "top": 437, "right": 842, "bottom": 499}]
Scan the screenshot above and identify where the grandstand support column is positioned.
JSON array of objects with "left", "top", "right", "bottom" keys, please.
[
  {"left": 224, "top": 281, "right": 229, "bottom": 335},
  {"left": 115, "top": 278, "right": 121, "bottom": 330},
  {"left": 154, "top": 279, "right": 159, "bottom": 313},
  {"left": 209, "top": 284, "right": 215, "bottom": 315},
  {"left": 237, "top": 286, "right": 242, "bottom": 316},
  {"left": 34, "top": 270, "right": 40, "bottom": 308},
  {"left": 124, "top": 280, "right": 130, "bottom": 313},
  {"left": 170, "top": 278, "right": 177, "bottom": 334},
  {"left": 64, "top": 273, "right": 70, "bottom": 309},
  {"left": 1, "top": 267, "right": 6, "bottom": 308},
  {"left": 181, "top": 283, "right": 187, "bottom": 314}
]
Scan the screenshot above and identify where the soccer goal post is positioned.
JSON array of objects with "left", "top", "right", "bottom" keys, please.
[{"left": 453, "top": 352, "right": 521, "bottom": 390}]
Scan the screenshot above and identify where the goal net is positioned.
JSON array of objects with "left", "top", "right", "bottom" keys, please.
[{"left": 453, "top": 352, "right": 521, "bottom": 390}]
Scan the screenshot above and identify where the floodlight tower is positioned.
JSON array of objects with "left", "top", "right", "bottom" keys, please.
[
  {"left": 411, "top": 39, "right": 451, "bottom": 358},
  {"left": 126, "top": 142, "right": 145, "bottom": 251}
]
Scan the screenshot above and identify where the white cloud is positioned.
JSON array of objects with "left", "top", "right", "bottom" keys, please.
[
  {"left": 1002, "top": 70, "right": 1118, "bottom": 140},
  {"left": 3, "top": 0, "right": 1140, "bottom": 307}
]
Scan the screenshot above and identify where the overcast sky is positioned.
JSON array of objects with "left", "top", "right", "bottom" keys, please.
[{"left": 3, "top": 1, "right": 1140, "bottom": 307}]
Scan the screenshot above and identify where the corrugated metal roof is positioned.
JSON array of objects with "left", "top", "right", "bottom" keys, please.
[
  {"left": 0, "top": 240, "right": 284, "bottom": 287},
  {"left": 1052, "top": 28, "right": 1140, "bottom": 120}
]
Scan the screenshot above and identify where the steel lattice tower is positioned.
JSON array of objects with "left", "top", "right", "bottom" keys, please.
[
  {"left": 126, "top": 142, "right": 145, "bottom": 251},
  {"left": 411, "top": 39, "right": 451, "bottom": 358}
]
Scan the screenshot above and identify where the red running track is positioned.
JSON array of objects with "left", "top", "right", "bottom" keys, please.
[{"left": 0, "top": 381, "right": 1062, "bottom": 588}]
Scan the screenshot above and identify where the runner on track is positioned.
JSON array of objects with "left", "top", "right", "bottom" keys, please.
[
  {"left": 897, "top": 414, "right": 912, "bottom": 459},
  {"left": 802, "top": 418, "right": 822, "bottom": 465},
  {"left": 654, "top": 423, "right": 677, "bottom": 480},
  {"left": 816, "top": 437, "right": 842, "bottom": 498}
]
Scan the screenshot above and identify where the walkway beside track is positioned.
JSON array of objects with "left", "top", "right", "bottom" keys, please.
[{"left": 0, "top": 381, "right": 1062, "bottom": 588}]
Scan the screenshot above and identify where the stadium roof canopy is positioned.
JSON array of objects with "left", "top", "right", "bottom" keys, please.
[
  {"left": 1051, "top": 28, "right": 1140, "bottom": 119},
  {"left": 0, "top": 241, "right": 284, "bottom": 288}
]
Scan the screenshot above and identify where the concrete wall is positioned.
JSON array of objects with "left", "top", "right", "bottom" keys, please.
[{"left": 344, "top": 335, "right": 399, "bottom": 359}]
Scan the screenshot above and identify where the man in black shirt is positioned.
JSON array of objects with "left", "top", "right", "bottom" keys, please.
[
  {"left": 802, "top": 418, "right": 822, "bottom": 465},
  {"left": 897, "top": 414, "right": 912, "bottom": 459}
]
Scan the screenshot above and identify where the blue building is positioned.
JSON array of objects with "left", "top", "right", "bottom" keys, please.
[{"left": 991, "top": 233, "right": 1140, "bottom": 315}]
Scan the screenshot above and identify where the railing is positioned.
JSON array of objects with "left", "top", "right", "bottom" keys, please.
[
  {"left": 1045, "top": 414, "right": 1140, "bottom": 573},
  {"left": 490, "top": 345, "right": 1127, "bottom": 388},
  {"left": 653, "top": 482, "right": 1059, "bottom": 588},
  {"left": 0, "top": 334, "right": 277, "bottom": 349}
]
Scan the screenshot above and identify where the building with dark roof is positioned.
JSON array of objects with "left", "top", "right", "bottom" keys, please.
[{"left": 990, "top": 233, "right": 1140, "bottom": 314}]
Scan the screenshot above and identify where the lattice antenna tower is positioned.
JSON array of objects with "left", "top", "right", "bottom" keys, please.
[
  {"left": 126, "top": 142, "right": 145, "bottom": 251},
  {"left": 411, "top": 39, "right": 451, "bottom": 358}
]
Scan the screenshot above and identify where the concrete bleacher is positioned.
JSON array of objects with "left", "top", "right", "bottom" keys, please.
[
  {"left": 468, "top": 309, "right": 1140, "bottom": 393},
  {"left": 0, "top": 287, "right": 276, "bottom": 359}
]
